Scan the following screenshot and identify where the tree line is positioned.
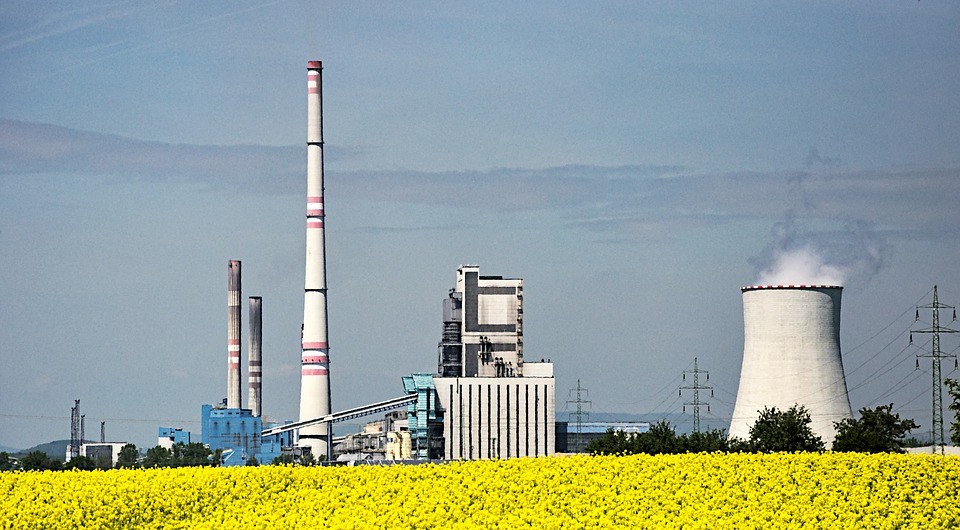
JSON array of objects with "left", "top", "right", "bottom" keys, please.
[
  {"left": 0, "top": 442, "right": 219, "bottom": 472},
  {"left": 586, "top": 403, "right": 923, "bottom": 455}
]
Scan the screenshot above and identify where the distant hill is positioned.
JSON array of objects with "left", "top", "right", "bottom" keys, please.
[
  {"left": 15, "top": 440, "right": 96, "bottom": 462},
  {"left": 0, "top": 444, "right": 21, "bottom": 454}
]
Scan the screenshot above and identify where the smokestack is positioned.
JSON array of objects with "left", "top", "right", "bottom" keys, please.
[
  {"left": 248, "top": 296, "right": 262, "bottom": 417},
  {"left": 298, "top": 60, "right": 332, "bottom": 457},
  {"left": 227, "top": 260, "right": 242, "bottom": 409},
  {"left": 729, "top": 285, "right": 853, "bottom": 445}
]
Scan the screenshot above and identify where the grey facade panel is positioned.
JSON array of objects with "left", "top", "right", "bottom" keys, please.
[
  {"left": 478, "top": 324, "right": 516, "bottom": 333},
  {"left": 478, "top": 287, "right": 517, "bottom": 295},
  {"left": 463, "top": 270, "right": 479, "bottom": 332}
]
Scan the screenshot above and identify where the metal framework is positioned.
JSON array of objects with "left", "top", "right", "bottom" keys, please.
[
  {"left": 262, "top": 394, "right": 417, "bottom": 438},
  {"left": 912, "top": 285, "right": 958, "bottom": 454},
  {"left": 566, "top": 380, "right": 591, "bottom": 452},
  {"left": 680, "top": 357, "right": 713, "bottom": 433}
]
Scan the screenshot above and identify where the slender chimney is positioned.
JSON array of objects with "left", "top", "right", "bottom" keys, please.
[
  {"left": 298, "top": 60, "right": 332, "bottom": 457},
  {"left": 227, "top": 260, "right": 242, "bottom": 409},
  {"left": 248, "top": 296, "right": 263, "bottom": 417}
]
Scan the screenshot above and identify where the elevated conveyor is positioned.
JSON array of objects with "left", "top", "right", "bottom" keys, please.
[{"left": 262, "top": 394, "right": 417, "bottom": 437}]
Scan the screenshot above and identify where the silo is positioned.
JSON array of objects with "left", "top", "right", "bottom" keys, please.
[{"left": 729, "top": 285, "right": 853, "bottom": 445}]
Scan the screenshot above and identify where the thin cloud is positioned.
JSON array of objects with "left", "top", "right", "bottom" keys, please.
[{"left": 2, "top": 119, "right": 958, "bottom": 242}]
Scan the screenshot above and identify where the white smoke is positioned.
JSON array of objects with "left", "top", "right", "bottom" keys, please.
[
  {"left": 756, "top": 245, "right": 847, "bottom": 286},
  {"left": 751, "top": 165, "right": 887, "bottom": 287}
]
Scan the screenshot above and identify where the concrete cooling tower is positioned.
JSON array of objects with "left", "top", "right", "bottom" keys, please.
[{"left": 729, "top": 285, "right": 853, "bottom": 445}]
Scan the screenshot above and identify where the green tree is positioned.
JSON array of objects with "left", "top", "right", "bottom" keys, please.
[
  {"left": 946, "top": 379, "right": 960, "bottom": 446},
  {"left": 272, "top": 454, "right": 295, "bottom": 465},
  {"left": 245, "top": 455, "right": 259, "bottom": 466},
  {"left": 832, "top": 404, "right": 919, "bottom": 453},
  {"left": 63, "top": 455, "right": 96, "bottom": 471},
  {"left": 173, "top": 442, "right": 213, "bottom": 467},
  {"left": 142, "top": 446, "right": 172, "bottom": 468},
  {"left": 19, "top": 450, "right": 62, "bottom": 471},
  {"left": 116, "top": 444, "right": 139, "bottom": 468},
  {"left": 585, "top": 429, "right": 634, "bottom": 455},
  {"left": 748, "top": 405, "right": 825, "bottom": 453},
  {"left": 0, "top": 452, "right": 17, "bottom": 471},
  {"left": 636, "top": 420, "right": 680, "bottom": 454},
  {"left": 679, "top": 428, "right": 730, "bottom": 453}
]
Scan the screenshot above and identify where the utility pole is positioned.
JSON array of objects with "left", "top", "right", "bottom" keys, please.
[
  {"left": 911, "top": 285, "right": 958, "bottom": 455},
  {"left": 679, "top": 357, "right": 713, "bottom": 433},
  {"left": 100, "top": 421, "right": 106, "bottom": 443},
  {"left": 566, "top": 380, "right": 591, "bottom": 452}
]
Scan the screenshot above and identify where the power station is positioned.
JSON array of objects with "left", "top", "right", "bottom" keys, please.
[
  {"left": 729, "top": 285, "right": 854, "bottom": 444},
  {"left": 144, "top": 60, "right": 937, "bottom": 465}
]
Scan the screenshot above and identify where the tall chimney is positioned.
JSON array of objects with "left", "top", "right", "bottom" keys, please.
[
  {"left": 227, "top": 260, "right": 242, "bottom": 409},
  {"left": 298, "top": 60, "right": 332, "bottom": 457},
  {"left": 248, "top": 296, "right": 263, "bottom": 417}
]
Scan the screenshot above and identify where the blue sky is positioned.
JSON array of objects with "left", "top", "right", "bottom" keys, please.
[{"left": 1, "top": 1, "right": 959, "bottom": 451}]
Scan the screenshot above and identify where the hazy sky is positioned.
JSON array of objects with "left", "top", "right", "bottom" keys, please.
[{"left": 2, "top": 1, "right": 959, "bottom": 451}]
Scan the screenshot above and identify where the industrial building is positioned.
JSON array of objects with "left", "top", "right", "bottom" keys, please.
[
  {"left": 158, "top": 427, "right": 191, "bottom": 449},
  {"left": 65, "top": 442, "right": 128, "bottom": 468},
  {"left": 729, "top": 285, "right": 854, "bottom": 444},
  {"left": 555, "top": 421, "right": 651, "bottom": 453},
  {"left": 430, "top": 265, "right": 557, "bottom": 459}
]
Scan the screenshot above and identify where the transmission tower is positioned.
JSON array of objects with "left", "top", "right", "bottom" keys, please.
[
  {"left": 911, "top": 285, "right": 958, "bottom": 455},
  {"left": 69, "top": 400, "right": 80, "bottom": 459},
  {"left": 679, "top": 357, "right": 713, "bottom": 433},
  {"left": 566, "top": 380, "right": 591, "bottom": 452}
]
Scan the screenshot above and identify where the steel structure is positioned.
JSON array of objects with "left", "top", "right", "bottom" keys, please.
[
  {"left": 729, "top": 285, "right": 853, "bottom": 444},
  {"left": 680, "top": 357, "right": 713, "bottom": 433},
  {"left": 263, "top": 394, "right": 417, "bottom": 438},
  {"left": 298, "top": 60, "right": 332, "bottom": 459},
  {"left": 912, "top": 285, "right": 958, "bottom": 454}
]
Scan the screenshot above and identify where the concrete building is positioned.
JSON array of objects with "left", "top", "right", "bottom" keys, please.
[
  {"left": 439, "top": 265, "right": 524, "bottom": 378},
  {"left": 434, "top": 372, "right": 556, "bottom": 459},
  {"left": 430, "top": 265, "right": 556, "bottom": 460},
  {"left": 729, "top": 285, "right": 854, "bottom": 445},
  {"left": 66, "top": 442, "right": 128, "bottom": 467}
]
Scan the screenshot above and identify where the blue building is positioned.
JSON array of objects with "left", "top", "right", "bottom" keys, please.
[
  {"left": 401, "top": 373, "right": 443, "bottom": 460},
  {"left": 201, "top": 404, "right": 287, "bottom": 466},
  {"left": 158, "top": 427, "right": 191, "bottom": 449}
]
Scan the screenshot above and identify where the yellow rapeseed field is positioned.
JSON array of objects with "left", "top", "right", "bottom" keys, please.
[{"left": 2, "top": 453, "right": 958, "bottom": 529}]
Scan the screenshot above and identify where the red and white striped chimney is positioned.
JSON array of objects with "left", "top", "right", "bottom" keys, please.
[
  {"left": 227, "top": 260, "right": 242, "bottom": 409},
  {"left": 298, "top": 60, "right": 331, "bottom": 457},
  {"left": 248, "top": 296, "right": 262, "bottom": 417}
]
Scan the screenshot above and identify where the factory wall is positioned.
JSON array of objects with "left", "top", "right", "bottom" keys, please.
[{"left": 435, "top": 365, "right": 555, "bottom": 460}]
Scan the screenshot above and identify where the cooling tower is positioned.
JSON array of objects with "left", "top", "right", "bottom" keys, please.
[
  {"left": 729, "top": 285, "right": 853, "bottom": 445},
  {"left": 298, "top": 60, "right": 331, "bottom": 458}
]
